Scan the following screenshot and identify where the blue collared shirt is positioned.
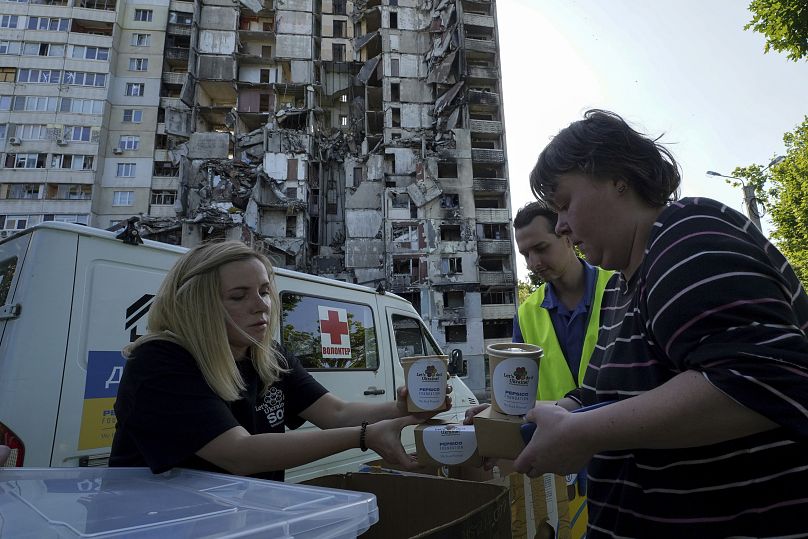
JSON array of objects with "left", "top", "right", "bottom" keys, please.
[{"left": 513, "top": 259, "right": 599, "bottom": 379}]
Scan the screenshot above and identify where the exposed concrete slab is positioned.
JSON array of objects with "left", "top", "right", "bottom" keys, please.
[{"left": 187, "top": 132, "right": 230, "bottom": 159}]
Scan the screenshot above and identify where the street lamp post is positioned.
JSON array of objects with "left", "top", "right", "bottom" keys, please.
[{"left": 706, "top": 156, "right": 785, "bottom": 231}]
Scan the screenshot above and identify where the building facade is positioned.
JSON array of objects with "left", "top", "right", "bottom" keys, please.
[{"left": 0, "top": 0, "right": 516, "bottom": 395}]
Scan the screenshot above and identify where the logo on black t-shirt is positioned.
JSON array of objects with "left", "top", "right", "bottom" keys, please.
[{"left": 257, "top": 386, "right": 285, "bottom": 427}]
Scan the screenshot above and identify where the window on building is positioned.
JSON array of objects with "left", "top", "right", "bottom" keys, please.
[
  {"left": 64, "top": 126, "right": 91, "bottom": 142},
  {"left": 123, "top": 109, "right": 143, "bottom": 123},
  {"left": 153, "top": 161, "right": 179, "bottom": 176},
  {"left": 63, "top": 71, "right": 106, "bottom": 87},
  {"left": 481, "top": 289, "right": 515, "bottom": 305},
  {"left": 353, "top": 167, "right": 362, "bottom": 186},
  {"left": 128, "top": 58, "right": 148, "bottom": 71},
  {"left": 438, "top": 162, "right": 457, "bottom": 178},
  {"left": 119, "top": 135, "right": 140, "bottom": 150},
  {"left": 479, "top": 256, "right": 506, "bottom": 271},
  {"left": 285, "top": 215, "right": 296, "bottom": 238},
  {"left": 392, "top": 224, "right": 418, "bottom": 249},
  {"left": 259, "top": 94, "right": 271, "bottom": 111},
  {"left": 281, "top": 293, "right": 378, "bottom": 370},
  {"left": 441, "top": 257, "right": 462, "bottom": 274},
  {"left": 15, "top": 124, "right": 47, "bottom": 140},
  {"left": 477, "top": 223, "right": 508, "bottom": 240},
  {"left": 116, "top": 163, "right": 136, "bottom": 177},
  {"left": 27, "top": 17, "right": 68, "bottom": 31},
  {"left": 259, "top": 69, "right": 271, "bottom": 83},
  {"left": 261, "top": 45, "right": 272, "bottom": 58},
  {"left": 440, "top": 193, "right": 459, "bottom": 208},
  {"left": 440, "top": 224, "right": 461, "bottom": 241},
  {"left": 445, "top": 325, "right": 467, "bottom": 343},
  {"left": 332, "top": 0, "right": 346, "bottom": 15},
  {"left": 287, "top": 158, "right": 298, "bottom": 180},
  {"left": 391, "top": 192, "right": 410, "bottom": 209},
  {"left": 332, "top": 43, "right": 346, "bottom": 61},
  {"left": 0, "top": 41, "right": 21, "bottom": 54},
  {"left": 6, "top": 184, "right": 40, "bottom": 199},
  {"left": 168, "top": 11, "right": 192, "bottom": 25},
  {"left": 391, "top": 107, "right": 400, "bottom": 127},
  {"left": 51, "top": 214, "right": 89, "bottom": 224},
  {"left": 17, "top": 69, "right": 61, "bottom": 83},
  {"left": 72, "top": 45, "right": 109, "bottom": 60},
  {"left": 53, "top": 184, "right": 92, "bottom": 199},
  {"left": 50, "top": 155, "right": 94, "bottom": 170},
  {"left": 340, "top": 93, "right": 348, "bottom": 103},
  {"left": 3, "top": 215, "right": 28, "bottom": 230},
  {"left": 0, "top": 124, "right": 5, "bottom": 139},
  {"left": 23, "top": 43, "right": 64, "bottom": 56},
  {"left": 60, "top": 97, "right": 103, "bottom": 114},
  {"left": 392, "top": 257, "right": 415, "bottom": 275},
  {"left": 150, "top": 190, "right": 176, "bottom": 205},
  {"left": 112, "top": 190, "right": 134, "bottom": 206},
  {"left": 443, "top": 290, "right": 464, "bottom": 309},
  {"left": 389, "top": 11, "right": 398, "bottom": 29},
  {"left": 390, "top": 82, "right": 400, "bottom": 102},
  {"left": 15, "top": 95, "right": 56, "bottom": 111},
  {"left": 131, "top": 33, "right": 150, "bottom": 46},
  {"left": 285, "top": 187, "right": 297, "bottom": 199},
  {"left": 483, "top": 319, "right": 513, "bottom": 339},
  {"left": 339, "top": 115, "right": 348, "bottom": 127},
  {"left": 125, "top": 83, "right": 145, "bottom": 96},
  {"left": 134, "top": 9, "right": 153, "bottom": 21},
  {"left": 0, "top": 15, "right": 19, "bottom": 29},
  {"left": 333, "top": 19, "right": 346, "bottom": 37},
  {"left": 390, "top": 58, "right": 399, "bottom": 76},
  {"left": 5, "top": 153, "right": 46, "bottom": 168},
  {"left": 0, "top": 67, "right": 13, "bottom": 82}
]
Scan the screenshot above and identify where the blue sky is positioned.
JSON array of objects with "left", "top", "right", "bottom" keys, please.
[{"left": 497, "top": 0, "right": 808, "bottom": 280}]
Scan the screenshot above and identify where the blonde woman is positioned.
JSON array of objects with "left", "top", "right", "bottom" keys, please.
[{"left": 109, "top": 241, "right": 425, "bottom": 480}]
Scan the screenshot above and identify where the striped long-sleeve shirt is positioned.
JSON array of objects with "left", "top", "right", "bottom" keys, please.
[{"left": 583, "top": 198, "right": 808, "bottom": 538}]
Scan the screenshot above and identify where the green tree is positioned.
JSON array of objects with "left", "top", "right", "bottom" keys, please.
[
  {"left": 745, "top": 0, "right": 808, "bottom": 62},
  {"left": 517, "top": 271, "right": 542, "bottom": 304},
  {"left": 732, "top": 116, "right": 808, "bottom": 286}
]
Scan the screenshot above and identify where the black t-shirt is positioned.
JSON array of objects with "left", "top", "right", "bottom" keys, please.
[{"left": 109, "top": 340, "right": 328, "bottom": 481}]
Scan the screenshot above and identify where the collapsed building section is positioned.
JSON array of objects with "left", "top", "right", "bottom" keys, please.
[{"left": 137, "top": 0, "right": 515, "bottom": 396}]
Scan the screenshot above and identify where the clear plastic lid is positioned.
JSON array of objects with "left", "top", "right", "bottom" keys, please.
[{"left": 0, "top": 467, "right": 378, "bottom": 538}]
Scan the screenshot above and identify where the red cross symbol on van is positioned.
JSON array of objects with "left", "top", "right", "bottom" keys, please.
[{"left": 320, "top": 309, "right": 349, "bottom": 344}]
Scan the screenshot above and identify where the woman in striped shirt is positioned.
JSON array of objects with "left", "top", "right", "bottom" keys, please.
[{"left": 514, "top": 109, "right": 808, "bottom": 538}]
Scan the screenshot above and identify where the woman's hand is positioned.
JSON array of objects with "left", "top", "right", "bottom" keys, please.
[
  {"left": 514, "top": 402, "right": 595, "bottom": 477},
  {"left": 395, "top": 385, "right": 453, "bottom": 419},
  {"left": 365, "top": 416, "right": 422, "bottom": 469}
]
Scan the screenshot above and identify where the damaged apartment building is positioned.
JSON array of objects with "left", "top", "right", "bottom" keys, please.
[{"left": 0, "top": 0, "right": 515, "bottom": 394}]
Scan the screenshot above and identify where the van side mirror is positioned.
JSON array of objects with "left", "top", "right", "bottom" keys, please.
[{"left": 448, "top": 348, "right": 466, "bottom": 377}]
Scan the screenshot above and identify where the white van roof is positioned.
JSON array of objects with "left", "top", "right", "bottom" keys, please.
[{"left": 9, "top": 222, "right": 397, "bottom": 298}]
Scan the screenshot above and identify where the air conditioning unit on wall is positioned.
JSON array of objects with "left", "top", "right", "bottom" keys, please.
[
  {"left": 8, "top": 137, "right": 20, "bottom": 145},
  {"left": 112, "top": 147, "right": 123, "bottom": 155},
  {"left": 56, "top": 138, "right": 67, "bottom": 146}
]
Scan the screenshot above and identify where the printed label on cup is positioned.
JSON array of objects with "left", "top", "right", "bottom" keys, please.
[
  {"left": 406, "top": 358, "right": 447, "bottom": 411},
  {"left": 422, "top": 425, "right": 477, "bottom": 465},
  {"left": 492, "top": 357, "right": 539, "bottom": 415}
]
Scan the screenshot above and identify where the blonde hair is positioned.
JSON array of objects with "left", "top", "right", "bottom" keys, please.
[{"left": 125, "top": 241, "right": 286, "bottom": 401}]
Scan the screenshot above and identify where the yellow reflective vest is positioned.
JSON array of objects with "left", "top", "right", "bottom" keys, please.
[{"left": 517, "top": 267, "right": 613, "bottom": 401}]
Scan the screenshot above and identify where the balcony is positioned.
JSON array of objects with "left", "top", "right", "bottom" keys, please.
[
  {"left": 463, "top": 13, "right": 495, "bottom": 28},
  {"left": 167, "top": 23, "right": 192, "bottom": 36},
  {"left": 472, "top": 148, "right": 505, "bottom": 163},
  {"left": 481, "top": 304, "right": 516, "bottom": 320},
  {"left": 473, "top": 178, "right": 507, "bottom": 191},
  {"left": 170, "top": 0, "right": 195, "bottom": 12},
  {"left": 469, "top": 119, "right": 502, "bottom": 134},
  {"left": 477, "top": 239, "right": 511, "bottom": 255},
  {"left": 468, "top": 89, "right": 500, "bottom": 106},
  {"left": 465, "top": 38, "right": 496, "bottom": 54},
  {"left": 160, "top": 97, "right": 182, "bottom": 109},
  {"left": 479, "top": 271, "right": 514, "bottom": 287},
  {"left": 475, "top": 208, "right": 509, "bottom": 223},
  {"left": 468, "top": 66, "right": 498, "bottom": 80},
  {"left": 390, "top": 274, "right": 414, "bottom": 288},
  {"left": 165, "top": 47, "right": 190, "bottom": 61},
  {"left": 162, "top": 72, "right": 188, "bottom": 86}
]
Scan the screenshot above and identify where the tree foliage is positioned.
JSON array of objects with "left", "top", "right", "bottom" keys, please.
[
  {"left": 745, "top": 0, "right": 808, "bottom": 62},
  {"left": 517, "top": 271, "right": 542, "bottom": 305},
  {"left": 732, "top": 116, "right": 808, "bottom": 286}
]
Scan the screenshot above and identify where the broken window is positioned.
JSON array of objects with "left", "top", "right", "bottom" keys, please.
[
  {"left": 352, "top": 167, "right": 362, "bottom": 186},
  {"left": 391, "top": 107, "right": 400, "bottom": 128},
  {"left": 259, "top": 94, "right": 271, "bottom": 112},
  {"left": 285, "top": 187, "right": 297, "bottom": 199},
  {"left": 391, "top": 192, "right": 409, "bottom": 209},
  {"left": 474, "top": 196, "right": 504, "bottom": 209},
  {"left": 287, "top": 158, "right": 298, "bottom": 180},
  {"left": 389, "top": 11, "right": 398, "bottom": 29},
  {"left": 397, "top": 292, "right": 421, "bottom": 315},
  {"left": 440, "top": 193, "right": 459, "bottom": 209},
  {"left": 479, "top": 257, "right": 506, "bottom": 271},
  {"left": 441, "top": 257, "right": 462, "bottom": 274},
  {"left": 445, "top": 325, "right": 466, "bottom": 343},
  {"left": 481, "top": 289, "right": 515, "bottom": 305},
  {"left": 390, "top": 58, "right": 399, "bottom": 77},
  {"left": 392, "top": 224, "right": 417, "bottom": 249},
  {"left": 260, "top": 69, "right": 271, "bottom": 83},
  {"left": 333, "top": 19, "right": 346, "bottom": 37},
  {"left": 153, "top": 161, "right": 179, "bottom": 177},
  {"left": 438, "top": 162, "right": 457, "bottom": 178},
  {"left": 440, "top": 224, "right": 461, "bottom": 241},
  {"left": 443, "top": 291, "right": 464, "bottom": 309},
  {"left": 390, "top": 82, "right": 400, "bottom": 101},
  {"left": 286, "top": 216, "right": 297, "bottom": 238},
  {"left": 393, "top": 257, "right": 415, "bottom": 275},
  {"left": 332, "top": 0, "right": 346, "bottom": 15},
  {"left": 150, "top": 190, "right": 176, "bottom": 205},
  {"left": 477, "top": 223, "right": 508, "bottom": 240},
  {"left": 483, "top": 320, "right": 513, "bottom": 339},
  {"left": 332, "top": 43, "right": 346, "bottom": 62}
]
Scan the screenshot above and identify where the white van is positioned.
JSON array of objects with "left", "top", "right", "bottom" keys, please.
[{"left": 0, "top": 223, "right": 478, "bottom": 481}]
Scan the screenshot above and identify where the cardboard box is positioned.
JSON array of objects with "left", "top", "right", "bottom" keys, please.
[
  {"left": 304, "top": 473, "right": 511, "bottom": 538},
  {"left": 414, "top": 420, "right": 483, "bottom": 468},
  {"left": 473, "top": 406, "right": 525, "bottom": 460}
]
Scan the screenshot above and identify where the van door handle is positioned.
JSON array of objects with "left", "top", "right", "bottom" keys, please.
[{"left": 363, "top": 387, "right": 385, "bottom": 396}]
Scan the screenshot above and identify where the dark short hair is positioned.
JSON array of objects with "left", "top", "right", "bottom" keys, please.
[
  {"left": 513, "top": 200, "right": 558, "bottom": 234},
  {"left": 530, "top": 109, "right": 681, "bottom": 207}
]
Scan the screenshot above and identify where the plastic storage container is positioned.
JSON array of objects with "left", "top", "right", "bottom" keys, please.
[{"left": 0, "top": 467, "right": 378, "bottom": 538}]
